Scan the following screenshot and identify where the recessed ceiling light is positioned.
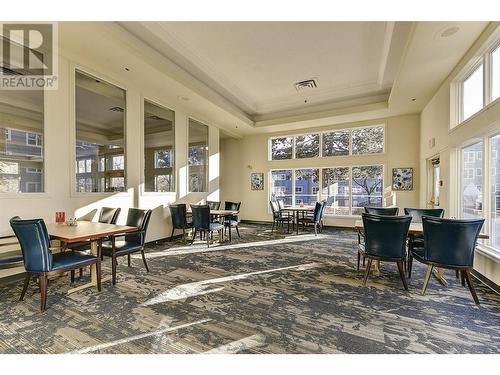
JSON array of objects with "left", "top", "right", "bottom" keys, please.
[
  {"left": 411, "top": 98, "right": 416, "bottom": 102},
  {"left": 124, "top": 67, "right": 130, "bottom": 71},
  {"left": 441, "top": 26, "right": 459, "bottom": 38}
]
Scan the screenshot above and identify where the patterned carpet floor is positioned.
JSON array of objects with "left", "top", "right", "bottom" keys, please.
[{"left": 0, "top": 223, "right": 499, "bottom": 354}]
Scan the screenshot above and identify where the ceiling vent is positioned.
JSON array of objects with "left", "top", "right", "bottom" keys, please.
[
  {"left": 294, "top": 79, "right": 318, "bottom": 92},
  {"left": 109, "top": 106, "right": 124, "bottom": 113}
]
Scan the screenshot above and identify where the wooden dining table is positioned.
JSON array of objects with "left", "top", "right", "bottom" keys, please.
[
  {"left": 47, "top": 222, "right": 137, "bottom": 294},
  {"left": 354, "top": 220, "right": 489, "bottom": 284},
  {"left": 280, "top": 206, "right": 315, "bottom": 235}
]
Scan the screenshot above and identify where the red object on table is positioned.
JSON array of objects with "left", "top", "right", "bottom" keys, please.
[{"left": 55, "top": 212, "right": 65, "bottom": 223}]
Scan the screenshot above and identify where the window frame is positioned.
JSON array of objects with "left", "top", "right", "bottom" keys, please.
[
  {"left": 187, "top": 117, "right": 210, "bottom": 193},
  {"left": 268, "top": 123, "right": 386, "bottom": 161},
  {"left": 269, "top": 164, "right": 384, "bottom": 217}
]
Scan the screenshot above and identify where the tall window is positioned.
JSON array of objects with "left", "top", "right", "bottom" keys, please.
[
  {"left": 144, "top": 100, "right": 175, "bottom": 192},
  {"left": 270, "top": 166, "right": 383, "bottom": 216},
  {"left": 188, "top": 119, "right": 208, "bottom": 192},
  {"left": 351, "top": 166, "right": 384, "bottom": 215},
  {"left": 490, "top": 135, "right": 500, "bottom": 249},
  {"left": 0, "top": 90, "right": 44, "bottom": 193},
  {"left": 294, "top": 169, "right": 319, "bottom": 205},
  {"left": 492, "top": 44, "right": 500, "bottom": 101},
  {"left": 75, "top": 70, "right": 126, "bottom": 192},
  {"left": 268, "top": 125, "right": 384, "bottom": 160},
  {"left": 322, "top": 167, "right": 350, "bottom": 215},
  {"left": 462, "top": 64, "right": 484, "bottom": 121},
  {"left": 461, "top": 142, "right": 483, "bottom": 219}
]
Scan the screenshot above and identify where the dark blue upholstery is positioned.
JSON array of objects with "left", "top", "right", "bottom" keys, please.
[
  {"left": 421, "top": 217, "right": 484, "bottom": 267},
  {"left": 169, "top": 204, "right": 191, "bottom": 229},
  {"left": 404, "top": 208, "right": 444, "bottom": 223},
  {"left": 191, "top": 204, "right": 212, "bottom": 231},
  {"left": 99, "top": 207, "right": 121, "bottom": 224},
  {"left": 207, "top": 201, "right": 221, "bottom": 210},
  {"left": 364, "top": 207, "right": 399, "bottom": 216},
  {"left": 10, "top": 217, "right": 52, "bottom": 272},
  {"left": 224, "top": 201, "right": 241, "bottom": 222},
  {"left": 361, "top": 213, "right": 411, "bottom": 259},
  {"left": 51, "top": 252, "right": 98, "bottom": 270}
]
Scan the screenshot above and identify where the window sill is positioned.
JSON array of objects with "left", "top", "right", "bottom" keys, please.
[
  {"left": 476, "top": 243, "right": 500, "bottom": 262},
  {"left": 70, "top": 191, "right": 131, "bottom": 198},
  {"left": 0, "top": 192, "right": 50, "bottom": 199}
]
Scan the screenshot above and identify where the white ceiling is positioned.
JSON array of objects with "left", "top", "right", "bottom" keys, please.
[{"left": 120, "top": 22, "right": 409, "bottom": 118}]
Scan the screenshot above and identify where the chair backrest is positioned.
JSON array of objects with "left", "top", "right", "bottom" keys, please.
[
  {"left": 364, "top": 207, "right": 399, "bottom": 216},
  {"left": 312, "top": 201, "right": 324, "bottom": 222},
  {"left": 276, "top": 199, "right": 285, "bottom": 211},
  {"left": 224, "top": 201, "right": 241, "bottom": 221},
  {"left": 169, "top": 204, "right": 188, "bottom": 228},
  {"left": 99, "top": 207, "right": 121, "bottom": 224},
  {"left": 422, "top": 217, "right": 484, "bottom": 267},
  {"left": 362, "top": 213, "right": 411, "bottom": 259},
  {"left": 125, "top": 208, "right": 152, "bottom": 245},
  {"left": 270, "top": 200, "right": 279, "bottom": 218},
  {"left": 207, "top": 201, "right": 221, "bottom": 210},
  {"left": 9, "top": 217, "right": 53, "bottom": 273},
  {"left": 403, "top": 208, "right": 444, "bottom": 223},
  {"left": 191, "top": 204, "right": 211, "bottom": 230}
]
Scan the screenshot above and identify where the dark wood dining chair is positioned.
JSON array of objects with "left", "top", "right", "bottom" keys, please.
[{"left": 207, "top": 201, "right": 221, "bottom": 210}]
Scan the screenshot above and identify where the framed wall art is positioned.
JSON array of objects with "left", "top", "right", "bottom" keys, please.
[
  {"left": 392, "top": 167, "right": 413, "bottom": 191},
  {"left": 251, "top": 173, "right": 264, "bottom": 190}
]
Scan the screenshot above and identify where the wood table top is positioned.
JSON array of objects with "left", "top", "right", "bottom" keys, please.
[
  {"left": 354, "top": 220, "right": 489, "bottom": 239},
  {"left": 281, "top": 206, "right": 315, "bottom": 212},
  {"left": 186, "top": 209, "right": 239, "bottom": 216},
  {"left": 47, "top": 222, "right": 137, "bottom": 243}
]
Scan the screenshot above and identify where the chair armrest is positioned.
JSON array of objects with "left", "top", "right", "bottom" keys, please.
[{"left": 357, "top": 228, "right": 365, "bottom": 244}]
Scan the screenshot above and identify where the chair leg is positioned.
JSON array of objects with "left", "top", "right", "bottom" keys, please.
[
  {"left": 127, "top": 254, "right": 131, "bottom": 267},
  {"left": 397, "top": 261, "right": 408, "bottom": 291},
  {"left": 421, "top": 265, "right": 433, "bottom": 295},
  {"left": 357, "top": 252, "right": 360, "bottom": 271},
  {"left": 111, "top": 254, "right": 117, "bottom": 285},
  {"left": 206, "top": 231, "right": 210, "bottom": 248},
  {"left": 20, "top": 273, "right": 31, "bottom": 301},
  {"left": 463, "top": 269, "right": 479, "bottom": 304},
  {"left": 271, "top": 220, "right": 275, "bottom": 233},
  {"left": 236, "top": 225, "right": 241, "bottom": 238},
  {"left": 182, "top": 228, "right": 186, "bottom": 244},
  {"left": 408, "top": 254, "right": 413, "bottom": 279},
  {"left": 456, "top": 269, "right": 460, "bottom": 279},
  {"left": 141, "top": 250, "right": 149, "bottom": 273},
  {"left": 96, "top": 261, "right": 102, "bottom": 292},
  {"left": 461, "top": 270, "right": 466, "bottom": 287},
  {"left": 314, "top": 224, "right": 318, "bottom": 236},
  {"left": 191, "top": 229, "right": 197, "bottom": 244},
  {"left": 170, "top": 227, "right": 175, "bottom": 242},
  {"left": 70, "top": 270, "right": 75, "bottom": 283},
  {"left": 39, "top": 274, "right": 48, "bottom": 312},
  {"left": 363, "top": 258, "right": 373, "bottom": 286},
  {"left": 362, "top": 257, "right": 365, "bottom": 267},
  {"left": 79, "top": 268, "right": 83, "bottom": 279}
]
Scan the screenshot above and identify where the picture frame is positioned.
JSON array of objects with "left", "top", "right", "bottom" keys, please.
[
  {"left": 251, "top": 172, "right": 264, "bottom": 190},
  {"left": 392, "top": 167, "right": 413, "bottom": 191}
]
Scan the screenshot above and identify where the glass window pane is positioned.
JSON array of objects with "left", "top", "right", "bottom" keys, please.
[
  {"left": 461, "top": 142, "right": 483, "bottom": 219},
  {"left": 294, "top": 168, "right": 319, "bottom": 205},
  {"left": 295, "top": 134, "right": 319, "bottom": 159},
  {"left": 322, "top": 130, "right": 349, "bottom": 156},
  {"left": 270, "top": 137, "right": 293, "bottom": 160},
  {"left": 352, "top": 126, "right": 384, "bottom": 155},
  {"left": 491, "top": 135, "right": 500, "bottom": 250},
  {"left": 144, "top": 100, "right": 175, "bottom": 192},
  {"left": 351, "top": 166, "right": 383, "bottom": 215},
  {"left": 492, "top": 45, "right": 500, "bottom": 102},
  {"left": 75, "top": 70, "right": 126, "bottom": 192},
  {"left": 270, "top": 170, "right": 292, "bottom": 206},
  {"left": 188, "top": 119, "right": 208, "bottom": 192},
  {"left": 0, "top": 90, "right": 44, "bottom": 193},
  {"left": 322, "top": 167, "right": 350, "bottom": 215},
  {"left": 462, "top": 64, "right": 484, "bottom": 121}
]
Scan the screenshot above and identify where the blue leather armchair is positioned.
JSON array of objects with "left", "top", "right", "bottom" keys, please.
[
  {"left": 9, "top": 217, "right": 101, "bottom": 312},
  {"left": 404, "top": 208, "right": 444, "bottom": 278},
  {"left": 410, "top": 217, "right": 484, "bottom": 304},
  {"left": 297, "top": 201, "right": 325, "bottom": 235},
  {"left": 169, "top": 204, "right": 192, "bottom": 243},
  {"left": 223, "top": 201, "right": 242, "bottom": 240},
  {"left": 191, "top": 204, "right": 224, "bottom": 247},
  {"left": 358, "top": 213, "right": 412, "bottom": 290},
  {"left": 270, "top": 200, "right": 293, "bottom": 233},
  {"left": 100, "top": 208, "right": 152, "bottom": 285},
  {"left": 364, "top": 207, "right": 399, "bottom": 216}
]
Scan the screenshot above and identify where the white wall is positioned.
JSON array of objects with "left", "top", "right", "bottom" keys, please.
[
  {"left": 221, "top": 114, "right": 421, "bottom": 227},
  {"left": 0, "top": 23, "right": 222, "bottom": 278},
  {"left": 420, "top": 23, "right": 500, "bottom": 285}
]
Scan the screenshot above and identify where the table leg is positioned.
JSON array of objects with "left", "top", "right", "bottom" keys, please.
[
  {"left": 296, "top": 211, "right": 299, "bottom": 235},
  {"left": 373, "top": 261, "right": 381, "bottom": 276},
  {"left": 68, "top": 239, "right": 110, "bottom": 294}
]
